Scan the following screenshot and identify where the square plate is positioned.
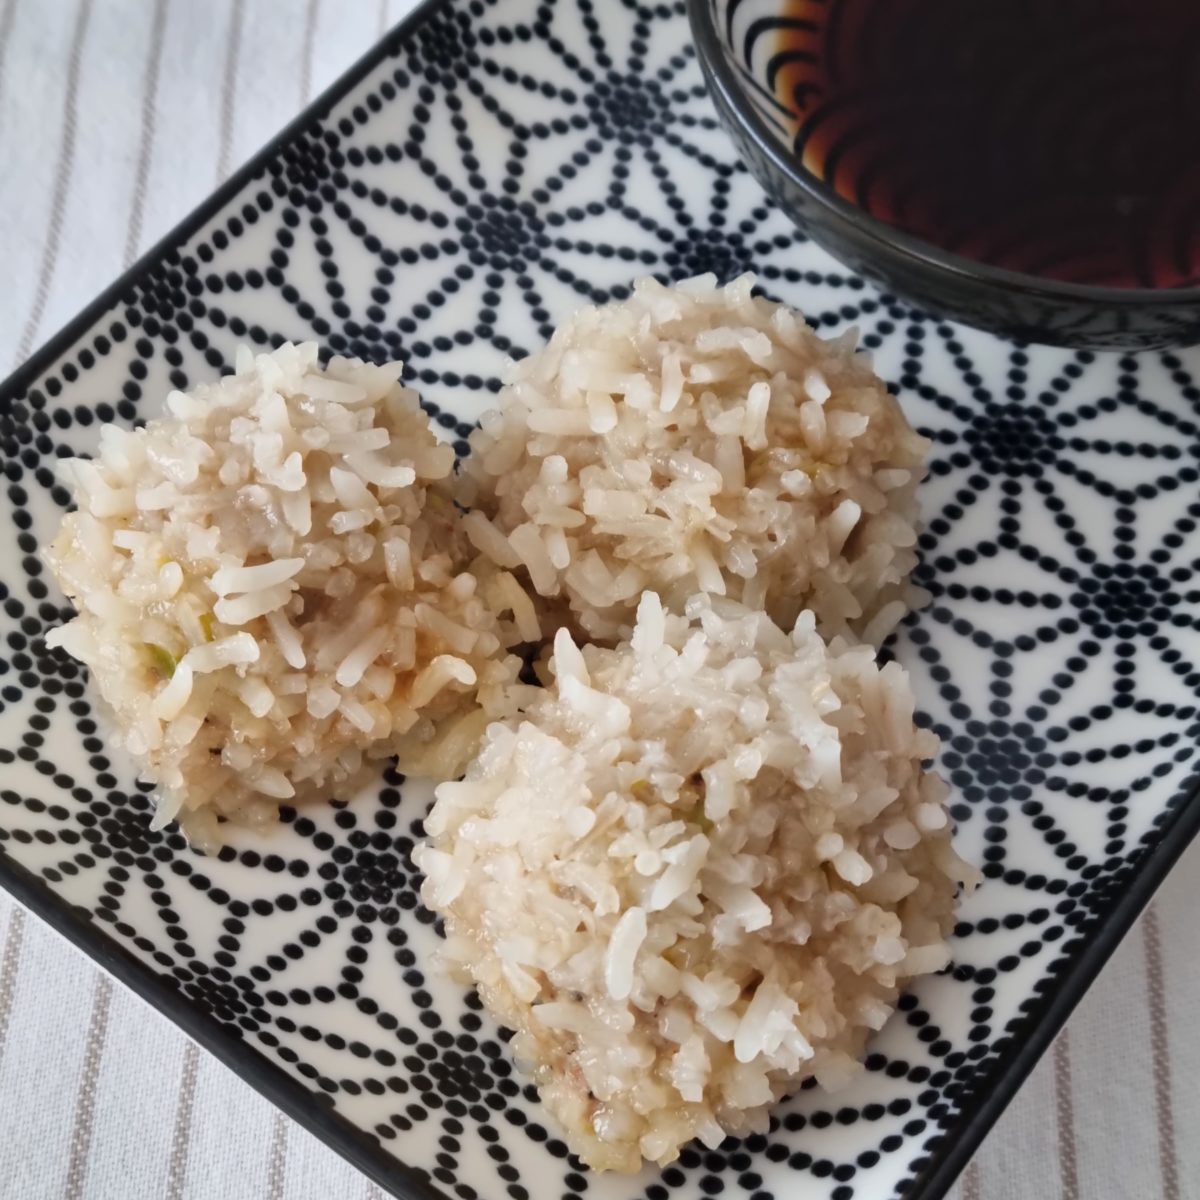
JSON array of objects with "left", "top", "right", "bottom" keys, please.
[{"left": 2, "top": 2, "right": 1199, "bottom": 1198}]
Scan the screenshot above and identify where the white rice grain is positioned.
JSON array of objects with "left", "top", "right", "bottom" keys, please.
[{"left": 604, "top": 906, "right": 647, "bottom": 1000}]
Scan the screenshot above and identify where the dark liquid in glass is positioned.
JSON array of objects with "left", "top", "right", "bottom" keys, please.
[{"left": 774, "top": 0, "right": 1200, "bottom": 288}]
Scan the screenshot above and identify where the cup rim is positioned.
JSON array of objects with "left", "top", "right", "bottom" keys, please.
[{"left": 686, "top": 0, "right": 1200, "bottom": 311}]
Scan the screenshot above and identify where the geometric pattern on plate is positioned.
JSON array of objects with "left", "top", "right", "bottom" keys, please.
[{"left": 1, "top": 1, "right": 1198, "bottom": 1198}]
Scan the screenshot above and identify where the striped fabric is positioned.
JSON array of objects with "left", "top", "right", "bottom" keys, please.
[{"left": 0, "top": 2, "right": 1194, "bottom": 1197}]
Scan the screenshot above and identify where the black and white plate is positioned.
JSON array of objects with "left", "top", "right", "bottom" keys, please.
[{"left": 2, "top": 3, "right": 1199, "bottom": 1199}]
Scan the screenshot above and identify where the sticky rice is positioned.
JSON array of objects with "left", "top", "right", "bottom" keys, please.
[
  {"left": 416, "top": 593, "right": 975, "bottom": 1172},
  {"left": 45, "top": 343, "right": 533, "bottom": 848},
  {"left": 461, "top": 273, "right": 929, "bottom": 645}
]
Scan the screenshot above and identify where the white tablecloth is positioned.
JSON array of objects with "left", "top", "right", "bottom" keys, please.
[{"left": 0, "top": 2, "right": 1196, "bottom": 1197}]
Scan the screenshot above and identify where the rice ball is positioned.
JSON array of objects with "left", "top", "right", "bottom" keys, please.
[
  {"left": 461, "top": 273, "right": 930, "bottom": 646},
  {"left": 415, "top": 592, "right": 975, "bottom": 1172},
  {"left": 45, "top": 343, "right": 534, "bottom": 848}
]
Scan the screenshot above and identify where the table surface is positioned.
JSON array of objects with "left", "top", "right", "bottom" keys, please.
[{"left": 0, "top": 2, "right": 1196, "bottom": 1198}]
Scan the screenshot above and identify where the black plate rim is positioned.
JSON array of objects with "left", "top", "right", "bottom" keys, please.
[
  {"left": 1, "top": 3, "right": 1198, "bottom": 1198},
  {"left": 0, "top": 4, "right": 451, "bottom": 1198},
  {"left": 905, "top": 783, "right": 1200, "bottom": 1199}
]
